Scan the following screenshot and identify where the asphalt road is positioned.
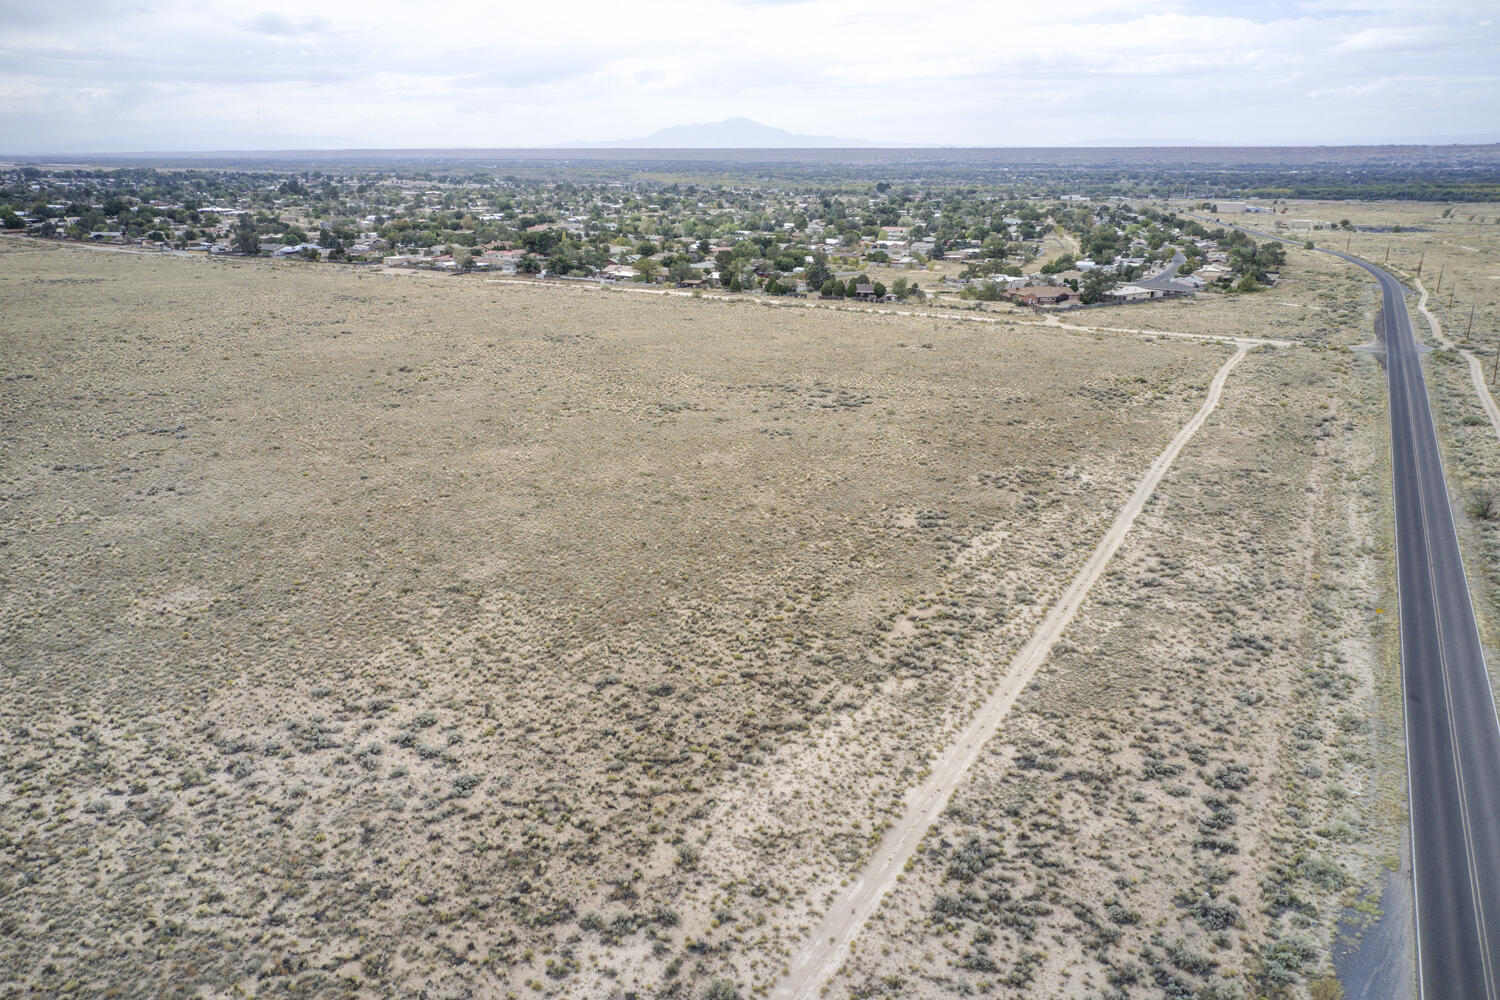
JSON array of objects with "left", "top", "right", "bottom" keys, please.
[{"left": 1338, "top": 247, "right": 1500, "bottom": 1000}]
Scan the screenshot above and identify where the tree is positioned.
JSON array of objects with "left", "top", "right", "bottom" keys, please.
[
  {"left": 669, "top": 259, "right": 695, "bottom": 284},
  {"left": 1079, "top": 269, "right": 1120, "bottom": 304},
  {"left": 231, "top": 218, "right": 260, "bottom": 255},
  {"left": 820, "top": 278, "right": 837, "bottom": 298},
  {"left": 517, "top": 253, "right": 542, "bottom": 274},
  {"left": 634, "top": 256, "right": 660, "bottom": 283},
  {"left": 891, "top": 276, "right": 909, "bottom": 300},
  {"left": 804, "top": 253, "right": 832, "bottom": 289},
  {"left": 872, "top": 281, "right": 886, "bottom": 299},
  {"left": 1, "top": 208, "right": 23, "bottom": 229}
]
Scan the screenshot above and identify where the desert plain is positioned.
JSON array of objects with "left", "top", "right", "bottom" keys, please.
[{"left": 4, "top": 207, "right": 1491, "bottom": 999}]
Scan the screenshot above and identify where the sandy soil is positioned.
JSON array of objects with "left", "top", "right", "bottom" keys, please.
[
  {"left": 772, "top": 345, "right": 1248, "bottom": 999},
  {"left": 820, "top": 337, "right": 1399, "bottom": 1000},
  {"left": 0, "top": 238, "right": 1237, "bottom": 999}
]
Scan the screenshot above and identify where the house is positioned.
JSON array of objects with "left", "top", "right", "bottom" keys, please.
[
  {"left": 1105, "top": 284, "right": 1154, "bottom": 303},
  {"left": 853, "top": 282, "right": 876, "bottom": 302},
  {"left": 274, "top": 243, "right": 322, "bottom": 257},
  {"left": 1007, "top": 285, "right": 1074, "bottom": 306}
]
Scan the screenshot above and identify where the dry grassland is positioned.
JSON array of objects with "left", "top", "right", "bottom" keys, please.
[
  {"left": 820, "top": 343, "right": 1399, "bottom": 1000},
  {"left": 1, "top": 239, "right": 1240, "bottom": 999}
]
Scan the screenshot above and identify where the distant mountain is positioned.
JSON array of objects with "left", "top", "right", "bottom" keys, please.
[
  {"left": 1062, "top": 136, "right": 1231, "bottom": 147},
  {"left": 562, "top": 117, "right": 884, "bottom": 148}
]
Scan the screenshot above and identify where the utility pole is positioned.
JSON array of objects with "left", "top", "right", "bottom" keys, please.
[
  {"left": 1416, "top": 250, "right": 1424, "bottom": 277},
  {"left": 1435, "top": 265, "right": 1443, "bottom": 293},
  {"left": 1385, "top": 241, "right": 1391, "bottom": 262},
  {"left": 1346, "top": 234, "right": 1351, "bottom": 252},
  {"left": 1449, "top": 287, "right": 1455, "bottom": 310},
  {"left": 1469, "top": 305, "right": 1476, "bottom": 337}
]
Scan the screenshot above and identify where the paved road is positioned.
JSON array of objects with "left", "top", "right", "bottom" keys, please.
[
  {"left": 1188, "top": 212, "right": 1500, "bottom": 998},
  {"left": 1337, "top": 247, "right": 1500, "bottom": 1000},
  {"left": 1133, "top": 250, "right": 1196, "bottom": 294}
]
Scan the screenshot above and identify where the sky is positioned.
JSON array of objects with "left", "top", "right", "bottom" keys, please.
[{"left": 2, "top": 0, "right": 1497, "bottom": 152}]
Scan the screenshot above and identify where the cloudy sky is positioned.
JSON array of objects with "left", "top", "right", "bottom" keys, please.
[{"left": 2, "top": 0, "right": 1497, "bottom": 152}]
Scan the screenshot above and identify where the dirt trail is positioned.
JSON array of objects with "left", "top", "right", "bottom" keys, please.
[
  {"left": 1411, "top": 275, "right": 1500, "bottom": 440},
  {"left": 770, "top": 344, "right": 1249, "bottom": 1000}
]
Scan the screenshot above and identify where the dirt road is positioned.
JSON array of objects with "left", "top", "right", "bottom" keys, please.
[{"left": 770, "top": 344, "right": 1250, "bottom": 1000}]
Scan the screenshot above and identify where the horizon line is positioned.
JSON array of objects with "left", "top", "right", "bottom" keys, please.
[{"left": 7, "top": 140, "right": 1500, "bottom": 159}]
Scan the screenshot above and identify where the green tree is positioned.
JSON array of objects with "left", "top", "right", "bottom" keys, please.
[
  {"left": 820, "top": 278, "right": 837, "bottom": 298},
  {"left": 804, "top": 253, "right": 832, "bottom": 289},
  {"left": 1079, "top": 269, "right": 1120, "bottom": 304},
  {"left": 231, "top": 218, "right": 260, "bottom": 255},
  {"left": 891, "top": 276, "right": 909, "bottom": 300},
  {"left": 872, "top": 281, "right": 886, "bottom": 299}
]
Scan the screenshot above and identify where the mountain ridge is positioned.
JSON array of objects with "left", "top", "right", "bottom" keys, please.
[{"left": 561, "top": 117, "right": 886, "bottom": 148}]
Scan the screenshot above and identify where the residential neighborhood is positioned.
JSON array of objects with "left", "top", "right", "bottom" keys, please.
[{"left": 0, "top": 164, "right": 1288, "bottom": 307}]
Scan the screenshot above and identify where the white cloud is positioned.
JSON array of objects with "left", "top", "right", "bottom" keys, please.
[{"left": 0, "top": 0, "right": 1494, "bottom": 150}]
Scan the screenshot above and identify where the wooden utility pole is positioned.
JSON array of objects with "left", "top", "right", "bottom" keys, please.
[
  {"left": 1416, "top": 250, "right": 1424, "bottom": 277},
  {"left": 1469, "top": 305, "right": 1476, "bottom": 337},
  {"left": 1346, "top": 234, "right": 1351, "bottom": 252},
  {"left": 1449, "top": 287, "right": 1455, "bottom": 310},
  {"left": 1436, "top": 265, "right": 1443, "bottom": 293},
  {"left": 1385, "top": 241, "right": 1391, "bottom": 262}
]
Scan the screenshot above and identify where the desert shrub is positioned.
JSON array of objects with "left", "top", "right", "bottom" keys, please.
[
  {"left": 703, "top": 980, "right": 740, "bottom": 1000},
  {"left": 1256, "top": 933, "right": 1317, "bottom": 989},
  {"left": 1468, "top": 489, "right": 1500, "bottom": 520},
  {"left": 1207, "top": 764, "right": 1251, "bottom": 790},
  {"left": 946, "top": 837, "right": 1002, "bottom": 883},
  {"left": 1199, "top": 977, "right": 1245, "bottom": 1000},
  {"left": 1298, "top": 856, "right": 1347, "bottom": 891},
  {"left": 1190, "top": 895, "right": 1240, "bottom": 931},
  {"left": 1309, "top": 976, "right": 1346, "bottom": 1000}
]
